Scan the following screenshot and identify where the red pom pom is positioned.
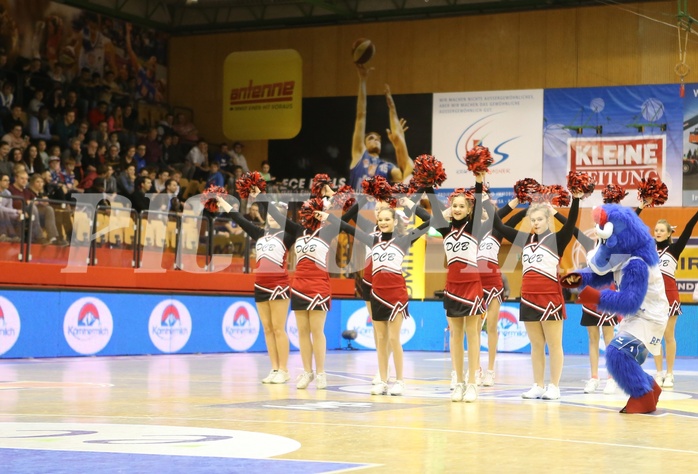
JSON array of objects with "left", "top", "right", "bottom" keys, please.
[
  {"left": 464, "top": 145, "right": 494, "bottom": 173},
  {"left": 200, "top": 185, "right": 228, "bottom": 212},
  {"left": 602, "top": 184, "right": 628, "bottom": 204},
  {"left": 362, "top": 176, "right": 397, "bottom": 207},
  {"left": 566, "top": 171, "right": 596, "bottom": 198},
  {"left": 533, "top": 185, "right": 570, "bottom": 207},
  {"left": 331, "top": 185, "right": 356, "bottom": 212},
  {"left": 448, "top": 188, "right": 475, "bottom": 205},
  {"left": 412, "top": 154, "right": 447, "bottom": 189},
  {"left": 637, "top": 177, "right": 668, "bottom": 207},
  {"left": 391, "top": 179, "right": 417, "bottom": 196},
  {"left": 298, "top": 197, "right": 325, "bottom": 230},
  {"left": 311, "top": 173, "right": 333, "bottom": 198},
  {"left": 236, "top": 171, "right": 267, "bottom": 199},
  {"left": 514, "top": 178, "right": 540, "bottom": 203}
]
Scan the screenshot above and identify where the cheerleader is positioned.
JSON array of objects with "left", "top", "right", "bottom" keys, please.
[
  {"left": 633, "top": 179, "right": 693, "bottom": 387},
  {"left": 215, "top": 195, "right": 292, "bottom": 385},
  {"left": 553, "top": 207, "right": 618, "bottom": 394},
  {"left": 343, "top": 198, "right": 394, "bottom": 384},
  {"left": 494, "top": 191, "right": 582, "bottom": 400},
  {"left": 326, "top": 196, "right": 431, "bottom": 396},
  {"left": 319, "top": 179, "right": 395, "bottom": 384},
  {"left": 424, "top": 173, "right": 487, "bottom": 402},
  {"left": 259, "top": 188, "right": 341, "bottom": 390},
  {"left": 643, "top": 207, "right": 698, "bottom": 388},
  {"left": 476, "top": 194, "right": 523, "bottom": 387}
]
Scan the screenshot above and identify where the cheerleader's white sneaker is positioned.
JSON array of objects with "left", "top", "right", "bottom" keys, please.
[
  {"left": 522, "top": 384, "right": 546, "bottom": 399},
  {"left": 296, "top": 371, "right": 314, "bottom": 389},
  {"left": 542, "top": 384, "right": 561, "bottom": 400},
  {"left": 464, "top": 384, "right": 478, "bottom": 402},
  {"left": 603, "top": 379, "right": 617, "bottom": 395},
  {"left": 371, "top": 381, "right": 388, "bottom": 395},
  {"left": 451, "top": 383, "right": 465, "bottom": 402},
  {"left": 482, "top": 370, "right": 495, "bottom": 387},
  {"left": 389, "top": 380, "right": 405, "bottom": 396},
  {"left": 584, "top": 378, "right": 600, "bottom": 394},
  {"left": 270, "top": 369, "right": 290, "bottom": 384},
  {"left": 261, "top": 370, "right": 278, "bottom": 384},
  {"left": 663, "top": 373, "right": 674, "bottom": 388}
]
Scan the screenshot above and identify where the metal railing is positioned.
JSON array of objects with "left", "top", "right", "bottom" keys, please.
[{"left": 1, "top": 199, "right": 251, "bottom": 273}]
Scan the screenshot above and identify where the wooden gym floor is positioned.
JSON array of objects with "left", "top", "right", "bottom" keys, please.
[{"left": 1, "top": 350, "right": 697, "bottom": 473}]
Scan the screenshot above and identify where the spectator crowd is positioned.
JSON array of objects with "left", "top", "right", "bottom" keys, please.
[{"left": 0, "top": 53, "right": 263, "bottom": 246}]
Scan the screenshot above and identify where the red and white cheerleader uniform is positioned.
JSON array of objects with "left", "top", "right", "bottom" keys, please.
[
  {"left": 252, "top": 231, "right": 293, "bottom": 301},
  {"left": 552, "top": 211, "right": 619, "bottom": 327},
  {"left": 520, "top": 232, "right": 567, "bottom": 321},
  {"left": 493, "top": 197, "right": 580, "bottom": 322},
  {"left": 291, "top": 227, "right": 332, "bottom": 311},
  {"left": 341, "top": 201, "right": 376, "bottom": 301},
  {"left": 369, "top": 237, "right": 411, "bottom": 321},
  {"left": 265, "top": 203, "right": 336, "bottom": 312},
  {"left": 225, "top": 208, "right": 292, "bottom": 302},
  {"left": 639, "top": 208, "right": 698, "bottom": 317},
  {"left": 441, "top": 225, "right": 484, "bottom": 316},
  {"left": 477, "top": 202, "right": 526, "bottom": 307},
  {"left": 423, "top": 184, "right": 486, "bottom": 317},
  {"left": 333, "top": 207, "right": 431, "bottom": 322},
  {"left": 477, "top": 232, "right": 505, "bottom": 307},
  {"left": 658, "top": 246, "right": 682, "bottom": 317}
]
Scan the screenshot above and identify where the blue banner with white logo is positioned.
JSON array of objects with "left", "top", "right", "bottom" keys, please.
[{"left": 1, "top": 290, "right": 697, "bottom": 358}]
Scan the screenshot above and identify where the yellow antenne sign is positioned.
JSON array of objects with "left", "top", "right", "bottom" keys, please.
[{"left": 223, "top": 49, "right": 302, "bottom": 140}]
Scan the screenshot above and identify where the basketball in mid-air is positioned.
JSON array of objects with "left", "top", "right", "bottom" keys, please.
[{"left": 352, "top": 38, "right": 375, "bottom": 64}]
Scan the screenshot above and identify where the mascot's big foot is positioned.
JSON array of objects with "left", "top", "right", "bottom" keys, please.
[
  {"left": 607, "top": 345, "right": 662, "bottom": 414},
  {"left": 620, "top": 380, "right": 662, "bottom": 414}
]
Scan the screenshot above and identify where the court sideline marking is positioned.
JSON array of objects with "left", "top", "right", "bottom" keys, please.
[{"left": 3, "top": 412, "right": 697, "bottom": 456}]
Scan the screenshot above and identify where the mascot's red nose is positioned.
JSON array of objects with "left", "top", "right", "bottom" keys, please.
[{"left": 592, "top": 206, "right": 608, "bottom": 227}]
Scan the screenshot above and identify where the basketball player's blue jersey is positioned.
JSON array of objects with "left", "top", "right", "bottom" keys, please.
[{"left": 349, "top": 150, "right": 396, "bottom": 191}]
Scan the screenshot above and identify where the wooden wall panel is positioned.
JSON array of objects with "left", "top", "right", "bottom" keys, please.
[
  {"left": 489, "top": 12, "right": 522, "bottom": 92},
  {"left": 435, "top": 18, "right": 466, "bottom": 92},
  {"left": 639, "top": 23, "right": 680, "bottom": 86},
  {"left": 518, "top": 11, "right": 547, "bottom": 90},
  {"left": 308, "top": 26, "right": 340, "bottom": 98},
  {"left": 577, "top": 6, "right": 610, "bottom": 86},
  {"left": 544, "top": 9, "right": 578, "bottom": 88},
  {"left": 168, "top": 0, "right": 690, "bottom": 167},
  {"left": 607, "top": 6, "right": 641, "bottom": 85}
]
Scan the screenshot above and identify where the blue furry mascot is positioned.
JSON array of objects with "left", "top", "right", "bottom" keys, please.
[{"left": 561, "top": 205, "right": 669, "bottom": 414}]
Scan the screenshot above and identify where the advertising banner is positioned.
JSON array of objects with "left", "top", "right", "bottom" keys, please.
[
  {"left": 673, "top": 237, "right": 698, "bottom": 301},
  {"left": 682, "top": 82, "right": 698, "bottom": 205},
  {"left": 431, "top": 90, "right": 544, "bottom": 204},
  {"left": 223, "top": 50, "right": 303, "bottom": 140},
  {"left": 0, "top": 290, "right": 341, "bottom": 358},
  {"left": 1, "top": 291, "right": 697, "bottom": 357},
  {"left": 543, "top": 84, "right": 683, "bottom": 207}
]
